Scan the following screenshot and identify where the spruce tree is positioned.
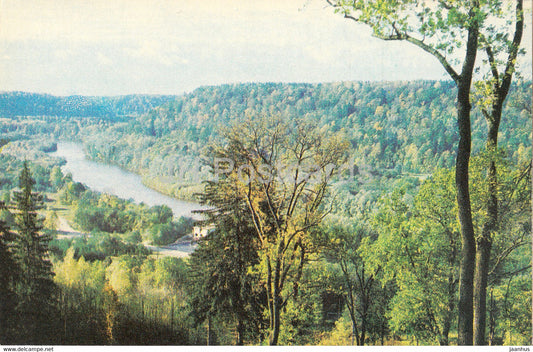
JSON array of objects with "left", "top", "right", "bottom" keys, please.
[
  {"left": 12, "top": 161, "right": 57, "bottom": 343},
  {"left": 0, "top": 202, "right": 18, "bottom": 344},
  {"left": 188, "top": 179, "right": 265, "bottom": 345}
]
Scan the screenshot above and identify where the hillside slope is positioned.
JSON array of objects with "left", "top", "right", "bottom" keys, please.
[{"left": 82, "top": 81, "right": 531, "bottom": 184}]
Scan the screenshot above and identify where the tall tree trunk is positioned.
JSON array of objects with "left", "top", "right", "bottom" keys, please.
[
  {"left": 455, "top": 0, "right": 479, "bottom": 345},
  {"left": 456, "top": 81, "right": 476, "bottom": 346},
  {"left": 236, "top": 319, "right": 244, "bottom": 346},
  {"left": 381, "top": 322, "right": 385, "bottom": 345},
  {"left": 474, "top": 0, "right": 523, "bottom": 344},
  {"left": 360, "top": 317, "right": 366, "bottom": 346},
  {"left": 360, "top": 286, "right": 369, "bottom": 346},
  {"left": 269, "top": 236, "right": 292, "bottom": 346},
  {"left": 264, "top": 254, "right": 276, "bottom": 345},
  {"left": 269, "top": 296, "right": 281, "bottom": 345},
  {"left": 347, "top": 300, "right": 359, "bottom": 345},
  {"left": 269, "top": 253, "right": 282, "bottom": 346},
  {"left": 488, "top": 289, "right": 496, "bottom": 345},
  {"left": 352, "top": 321, "right": 357, "bottom": 346},
  {"left": 207, "top": 316, "right": 212, "bottom": 345},
  {"left": 441, "top": 274, "right": 456, "bottom": 345},
  {"left": 474, "top": 117, "right": 500, "bottom": 345},
  {"left": 456, "top": 4, "right": 479, "bottom": 344}
]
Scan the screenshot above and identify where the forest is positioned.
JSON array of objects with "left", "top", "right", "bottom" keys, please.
[
  {"left": 0, "top": 1, "right": 532, "bottom": 344},
  {"left": 0, "top": 92, "right": 175, "bottom": 120},
  {"left": 0, "top": 0, "right": 533, "bottom": 346},
  {"left": 0, "top": 76, "right": 530, "bottom": 346}
]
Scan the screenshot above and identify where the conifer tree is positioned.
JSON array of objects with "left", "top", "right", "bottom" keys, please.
[
  {"left": 0, "top": 202, "right": 18, "bottom": 344},
  {"left": 12, "top": 161, "right": 57, "bottom": 343},
  {"left": 188, "top": 177, "right": 265, "bottom": 345}
]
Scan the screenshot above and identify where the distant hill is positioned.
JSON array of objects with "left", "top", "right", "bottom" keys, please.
[
  {"left": 0, "top": 81, "right": 530, "bottom": 204},
  {"left": 0, "top": 92, "right": 177, "bottom": 119},
  {"left": 75, "top": 80, "right": 531, "bottom": 202},
  {"left": 86, "top": 80, "right": 531, "bottom": 170}
]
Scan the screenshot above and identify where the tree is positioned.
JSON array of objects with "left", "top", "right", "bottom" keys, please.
[
  {"left": 469, "top": 152, "right": 531, "bottom": 345},
  {"left": 188, "top": 176, "right": 266, "bottom": 345},
  {"left": 206, "top": 115, "right": 348, "bottom": 345},
  {"left": 44, "top": 210, "right": 59, "bottom": 231},
  {"left": 367, "top": 179, "right": 460, "bottom": 345},
  {"left": 327, "top": 0, "right": 486, "bottom": 344},
  {"left": 408, "top": 169, "right": 461, "bottom": 345},
  {"left": 188, "top": 230, "right": 265, "bottom": 345},
  {"left": 11, "top": 161, "right": 57, "bottom": 343},
  {"left": 54, "top": 248, "right": 108, "bottom": 344},
  {"left": 472, "top": 0, "right": 525, "bottom": 344},
  {"left": 322, "top": 220, "right": 384, "bottom": 345},
  {"left": 50, "top": 165, "right": 64, "bottom": 191},
  {"left": 0, "top": 202, "right": 18, "bottom": 343},
  {"left": 368, "top": 155, "right": 530, "bottom": 345}
]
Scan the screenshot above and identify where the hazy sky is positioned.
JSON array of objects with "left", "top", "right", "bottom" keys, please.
[{"left": 0, "top": 0, "right": 531, "bottom": 96}]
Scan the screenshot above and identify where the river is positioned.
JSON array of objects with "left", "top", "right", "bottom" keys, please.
[{"left": 50, "top": 141, "right": 205, "bottom": 219}]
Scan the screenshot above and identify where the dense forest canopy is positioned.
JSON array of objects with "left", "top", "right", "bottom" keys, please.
[
  {"left": 0, "top": 92, "right": 176, "bottom": 119},
  {"left": 2, "top": 81, "right": 530, "bottom": 169},
  {"left": 1, "top": 80, "right": 530, "bottom": 220},
  {"left": 75, "top": 81, "right": 531, "bottom": 199},
  {"left": 0, "top": 79, "right": 530, "bottom": 346}
]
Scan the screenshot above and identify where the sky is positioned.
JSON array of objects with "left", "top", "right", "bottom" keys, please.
[{"left": 0, "top": 0, "right": 531, "bottom": 96}]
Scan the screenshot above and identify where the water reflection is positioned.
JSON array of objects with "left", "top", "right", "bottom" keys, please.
[{"left": 51, "top": 141, "right": 205, "bottom": 219}]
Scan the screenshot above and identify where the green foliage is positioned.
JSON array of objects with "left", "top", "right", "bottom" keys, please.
[
  {"left": 367, "top": 171, "right": 460, "bottom": 345},
  {"left": 0, "top": 204, "right": 18, "bottom": 343},
  {"left": 9, "top": 162, "right": 59, "bottom": 343},
  {"left": 490, "top": 274, "right": 531, "bottom": 345},
  {"left": 53, "top": 250, "right": 192, "bottom": 344},
  {"left": 50, "top": 165, "right": 64, "bottom": 190},
  {"left": 277, "top": 260, "right": 343, "bottom": 345},
  {"left": 64, "top": 185, "right": 192, "bottom": 244},
  {"left": 74, "top": 204, "right": 135, "bottom": 234},
  {"left": 362, "top": 152, "right": 531, "bottom": 345},
  {"left": 73, "top": 192, "right": 137, "bottom": 233},
  {"left": 144, "top": 218, "right": 192, "bottom": 245},
  {"left": 54, "top": 248, "right": 109, "bottom": 343},
  {"left": 50, "top": 233, "right": 150, "bottom": 262},
  {"left": 0, "top": 78, "right": 530, "bottom": 345},
  {"left": 12, "top": 161, "right": 53, "bottom": 284},
  {"left": 278, "top": 293, "right": 323, "bottom": 345},
  {"left": 148, "top": 204, "right": 173, "bottom": 224},
  {"left": 320, "top": 217, "right": 392, "bottom": 345},
  {"left": 187, "top": 228, "right": 266, "bottom": 345},
  {"left": 144, "top": 222, "right": 172, "bottom": 245},
  {"left": 0, "top": 92, "right": 175, "bottom": 119},
  {"left": 103, "top": 255, "right": 191, "bottom": 344},
  {"left": 79, "top": 81, "right": 530, "bottom": 201},
  {"left": 188, "top": 171, "right": 266, "bottom": 344},
  {"left": 44, "top": 210, "right": 58, "bottom": 231},
  {"left": 319, "top": 312, "right": 353, "bottom": 346},
  {"left": 202, "top": 114, "right": 348, "bottom": 345},
  {"left": 0, "top": 153, "right": 62, "bottom": 193}
]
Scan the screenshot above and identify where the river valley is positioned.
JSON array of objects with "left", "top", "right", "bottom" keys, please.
[{"left": 51, "top": 141, "right": 205, "bottom": 219}]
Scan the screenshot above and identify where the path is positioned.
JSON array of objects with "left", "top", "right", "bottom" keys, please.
[
  {"left": 144, "top": 235, "right": 198, "bottom": 258},
  {"left": 56, "top": 216, "right": 197, "bottom": 257},
  {"left": 56, "top": 216, "right": 88, "bottom": 239}
]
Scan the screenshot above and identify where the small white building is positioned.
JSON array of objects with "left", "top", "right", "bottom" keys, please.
[{"left": 192, "top": 224, "right": 216, "bottom": 240}]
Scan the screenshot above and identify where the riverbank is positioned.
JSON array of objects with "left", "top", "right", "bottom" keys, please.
[
  {"left": 140, "top": 175, "right": 203, "bottom": 203},
  {"left": 50, "top": 141, "right": 206, "bottom": 220},
  {"left": 56, "top": 214, "right": 196, "bottom": 257}
]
